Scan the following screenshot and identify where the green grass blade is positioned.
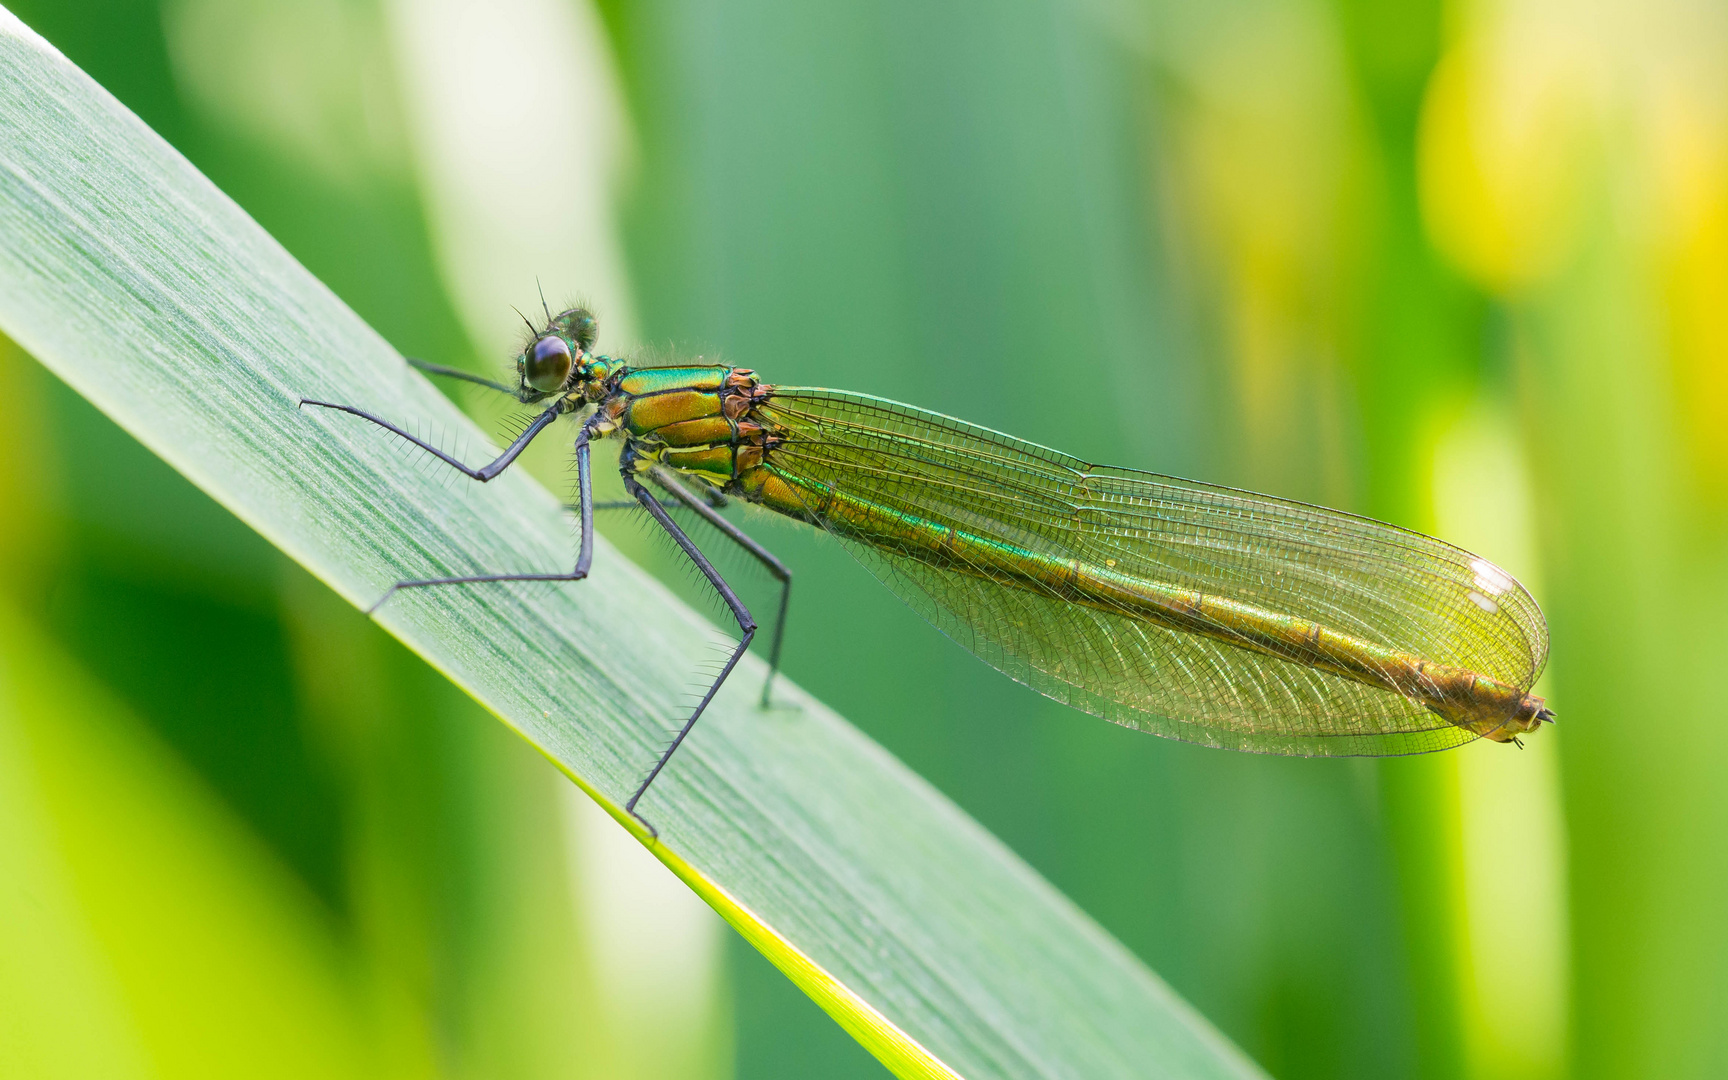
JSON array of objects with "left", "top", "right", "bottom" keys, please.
[{"left": 0, "top": 13, "right": 1264, "bottom": 1079}]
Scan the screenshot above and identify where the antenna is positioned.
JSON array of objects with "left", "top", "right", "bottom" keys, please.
[
  {"left": 537, "top": 278, "right": 552, "bottom": 324},
  {"left": 511, "top": 305, "right": 538, "bottom": 336}
]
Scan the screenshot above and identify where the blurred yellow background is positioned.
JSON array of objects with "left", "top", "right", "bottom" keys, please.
[{"left": 1, "top": 0, "right": 1723, "bottom": 1077}]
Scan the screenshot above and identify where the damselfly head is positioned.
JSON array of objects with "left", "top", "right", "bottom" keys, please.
[{"left": 514, "top": 307, "right": 605, "bottom": 401}]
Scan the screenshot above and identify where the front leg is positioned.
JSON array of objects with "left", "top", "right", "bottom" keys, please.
[
  {"left": 362, "top": 422, "right": 600, "bottom": 614},
  {"left": 406, "top": 356, "right": 518, "bottom": 396},
  {"left": 300, "top": 397, "right": 560, "bottom": 482}
]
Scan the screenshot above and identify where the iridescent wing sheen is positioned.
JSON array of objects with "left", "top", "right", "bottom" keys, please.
[{"left": 755, "top": 389, "right": 1548, "bottom": 756}]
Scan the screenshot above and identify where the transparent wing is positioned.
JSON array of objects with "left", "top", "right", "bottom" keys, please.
[{"left": 757, "top": 389, "right": 1548, "bottom": 756}]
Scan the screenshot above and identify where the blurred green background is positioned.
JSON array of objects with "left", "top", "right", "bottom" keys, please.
[{"left": 2, "top": 0, "right": 1724, "bottom": 1078}]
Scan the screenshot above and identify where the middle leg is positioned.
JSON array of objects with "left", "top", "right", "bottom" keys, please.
[
  {"left": 644, "top": 467, "right": 791, "bottom": 708},
  {"left": 575, "top": 466, "right": 791, "bottom": 706}
]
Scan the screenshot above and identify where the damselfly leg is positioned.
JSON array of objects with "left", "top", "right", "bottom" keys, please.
[
  {"left": 581, "top": 465, "right": 791, "bottom": 707},
  {"left": 406, "top": 356, "right": 517, "bottom": 395},
  {"left": 619, "top": 471, "right": 757, "bottom": 829},
  {"left": 299, "top": 395, "right": 561, "bottom": 482},
  {"left": 348, "top": 424, "right": 599, "bottom": 613}
]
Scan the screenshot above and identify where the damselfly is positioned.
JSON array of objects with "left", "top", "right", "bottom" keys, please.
[{"left": 303, "top": 305, "right": 1553, "bottom": 831}]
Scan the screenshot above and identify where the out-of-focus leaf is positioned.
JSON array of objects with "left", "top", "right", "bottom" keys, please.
[{"left": 0, "top": 595, "right": 376, "bottom": 1079}]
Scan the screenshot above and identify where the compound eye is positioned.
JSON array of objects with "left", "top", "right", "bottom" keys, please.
[{"left": 525, "top": 335, "right": 573, "bottom": 393}]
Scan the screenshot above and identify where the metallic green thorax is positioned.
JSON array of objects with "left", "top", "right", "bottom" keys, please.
[
  {"left": 568, "top": 361, "right": 1547, "bottom": 746},
  {"left": 596, "top": 364, "right": 780, "bottom": 486}
]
